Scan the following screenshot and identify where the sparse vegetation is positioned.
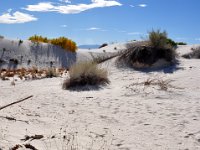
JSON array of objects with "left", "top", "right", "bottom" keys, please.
[
  {"left": 28, "top": 35, "right": 77, "bottom": 52},
  {"left": 116, "top": 30, "right": 177, "bottom": 68},
  {"left": 63, "top": 62, "right": 109, "bottom": 89},
  {"left": 182, "top": 46, "right": 200, "bottom": 59},
  {"left": 18, "top": 39, "right": 23, "bottom": 45}
]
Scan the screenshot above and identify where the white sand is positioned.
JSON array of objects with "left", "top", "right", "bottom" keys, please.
[{"left": 1, "top": 43, "right": 200, "bottom": 149}]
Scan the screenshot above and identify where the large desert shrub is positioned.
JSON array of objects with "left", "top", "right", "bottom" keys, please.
[
  {"left": 182, "top": 46, "right": 200, "bottom": 59},
  {"left": 116, "top": 30, "right": 177, "bottom": 69},
  {"left": 63, "top": 62, "right": 109, "bottom": 89}
]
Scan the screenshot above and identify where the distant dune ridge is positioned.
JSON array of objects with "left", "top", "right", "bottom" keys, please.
[{"left": 0, "top": 38, "right": 76, "bottom": 69}]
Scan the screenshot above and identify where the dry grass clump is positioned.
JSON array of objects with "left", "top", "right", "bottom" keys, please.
[
  {"left": 116, "top": 30, "right": 177, "bottom": 69},
  {"left": 63, "top": 61, "right": 109, "bottom": 89},
  {"left": 143, "top": 78, "right": 172, "bottom": 91},
  {"left": 182, "top": 46, "right": 200, "bottom": 59},
  {"left": 46, "top": 68, "right": 59, "bottom": 78}
]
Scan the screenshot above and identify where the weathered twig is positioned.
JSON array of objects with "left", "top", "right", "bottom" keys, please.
[
  {"left": 21, "top": 135, "right": 44, "bottom": 141},
  {"left": 0, "top": 95, "right": 33, "bottom": 111},
  {"left": 0, "top": 116, "right": 29, "bottom": 124}
]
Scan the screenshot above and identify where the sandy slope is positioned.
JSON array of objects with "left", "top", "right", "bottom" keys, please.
[
  {"left": 0, "top": 38, "right": 76, "bottom": 69},
  {"left": 1, "top": 44, "right": 200, "bottom": 150}
]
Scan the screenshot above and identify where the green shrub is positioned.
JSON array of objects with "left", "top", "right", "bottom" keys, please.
[
  {"left": 63, "top": 62, "right": 109, "bottom": 89},
  {"left": 166, "top": 38, "right": 177, "bottom": 47},
  {"left": 176, "top": 42, "right": 187, "bottom": 45}
]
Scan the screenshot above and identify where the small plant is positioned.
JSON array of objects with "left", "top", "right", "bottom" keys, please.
[
  {"left": 143, "top": 78, "right": 172, "bottom": 91},
  {"left": 18, "top": 39, "right": 23, "bottom": 45},
  {"left": 9, "top": 58, "right": 18, "bottom": 65},
  {"left": 166, "top": 38, "right": 177, "bottom": 47},
  {"left": 46, "top": 68, "right": 59, "bottom": 78},
  {"left": 99, "top": 43, "right": 108, "bottom": 49},
  {"left": 63, "top": 61, "right": 109, "bottom": 89}
]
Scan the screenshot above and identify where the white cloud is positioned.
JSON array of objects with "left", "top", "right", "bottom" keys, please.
[
  {"left": 59, "top": 0, "right": 71, "bottom": 3},
  {"left": 128, "top": 32, "right": 143, "bottom": 35},
  {"left": 0, "top": 11, "right": 37, "bottom": 24},
  {"left": 60, "top": 24, "right": 67, "bottom": 27},
  {"left": 195, "top": 38, "right": 200, "bottom": 41},
  {"left": 138, "top": 4, "right": 147, "bottom": 8},
  {"left": 86, "top": 27, "right": 101, "bottom": 31},
  {"left": 24, "top": 0, "right": 122, "bottom": 14},
  {"left": 130, "top": 5, "right": 135, "bottom": 8}
]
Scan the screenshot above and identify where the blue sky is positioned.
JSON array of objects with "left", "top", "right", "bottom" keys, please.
[{"left": 0, "top": 0, "right": 200, "bottom": 45}]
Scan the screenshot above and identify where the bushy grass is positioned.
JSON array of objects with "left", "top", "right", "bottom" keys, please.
[
  {"left": 116, "top": 30, "right": 177, "bottom": 69},
  {"left": 148, "top": 29, "right": 176, "bottom": 49},
  {"left": 63, "top": 62, "right": 109, "bottom": 89},
  {"left": 182, "top": 46, "right": 200, "bottom": 59}
]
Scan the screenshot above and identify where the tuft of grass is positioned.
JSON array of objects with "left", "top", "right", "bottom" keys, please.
[
  {"left": 143, "top": 78, "right": 172, "bottom": 91},
  {"left": 63, "top": 61, "right": 109, "bottom": 89},
  {"left": 148, "top": 29, "right": 170, "bottom": 49},
  {"left": 46, "top": 68, "right": 59, "bottom": 78}
]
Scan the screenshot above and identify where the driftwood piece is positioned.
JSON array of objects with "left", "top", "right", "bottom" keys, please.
[{"left": 0, "top": 95, "right": 33, "bottom": 111}]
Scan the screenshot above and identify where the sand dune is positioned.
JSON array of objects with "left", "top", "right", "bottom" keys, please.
[{"left": 1, "top": 42, "right": 200, "bottom": 149}]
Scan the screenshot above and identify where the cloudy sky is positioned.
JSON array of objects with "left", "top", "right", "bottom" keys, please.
[{"left": 0, "top": 0, "right": 200, "bottom": 45}]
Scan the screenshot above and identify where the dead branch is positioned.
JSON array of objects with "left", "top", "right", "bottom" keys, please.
[
  {"left": 0, "top": 95, "right": 33, "bottom": 111},
  {"left": 0, "top": 116, "right": 29, "bottom": 124}
]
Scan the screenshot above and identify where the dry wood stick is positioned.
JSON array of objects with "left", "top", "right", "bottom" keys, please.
[{"left": 0, "top": 95, "right": 33, "bottom": 111}]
